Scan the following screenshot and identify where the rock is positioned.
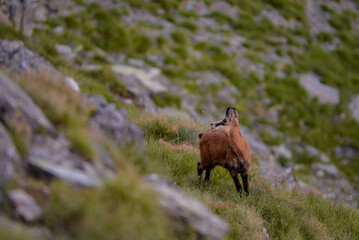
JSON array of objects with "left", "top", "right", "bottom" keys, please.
[
  {"left": 7, "top": 189, "right": 42, "bottom": 222},
  {"left": 145, "top": 174, "right": 228, "bottom": 240},
  {"left": 334, "top": 145, "right": 359, "bottom": 158},
  {"left": 195, "top": 71, "right": 226, "bottom": 86},
  {"left": 0, "top": 123, "right": 21, "bottom": 185},
  {"left": 28, "top": 134, "right": 108, "bottom": 187},
  {"left": 0, "top": 9, "right": 12, "bottom": 26},
  {"left": 29, "top": 156, "right": 102, "bottom": 187},
  {"left": 0, "top": 39, "right": 59, "bottom": 75},
  {"left": 306, "top": 0, "right": 334, "bottom": 36},
  {"left": 263, "top": 228, "right": 270, "bottom": 240},
  {"left": 127, "top": 58, "right": 145, "bottom": 68},
  {"left": 312, "top": 163, "right": 339, "bottom": 177},
  {"left": 294, "top": 142, "right": 330, "bottom": 163},
  {"left": 211, "top": 1, "right": 238, "bottom": 19},
  {"left": 112, "top": 64, "right": 167, "bottom": 94},
  {"left": 87, "top": 95, "right": 145, "bottom": 152},
  {"left": 64, "top": 76, "right": 80, "bottom": 92},
  {"left": 0, "top": 73, "right": 55, "bottom": 136},
  {"left": 79, "top": 64, "right": 101, "bottom": 71},
  {"left": 274, "top": 144, "right": 292, "bottom": 160},
  {"left": 299, "top": 73, "right": 339, "bottom": 104},
  {"left": 53, "top": 25, "right": 64, "bottom": 35},
  {"left": 55, "top": 44, "right": 76, "bottom": 62},
  {"left": 349, "top": 94, "right": 359, "bottom": 123},
  {"left": 258, "top": 10, "right": 297, "bottom": 29},
  {"left": 181, "top": 0, "right": 209, "bottom": 16}
]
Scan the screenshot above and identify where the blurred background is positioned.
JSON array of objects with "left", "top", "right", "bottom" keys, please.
[{"left": 1, "top": 0, "right": 359, "bottom": 239}]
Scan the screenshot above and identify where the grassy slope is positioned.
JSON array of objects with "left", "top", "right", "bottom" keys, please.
[{"left": 1, "top": 0, "right": 359, "bottom": 239}]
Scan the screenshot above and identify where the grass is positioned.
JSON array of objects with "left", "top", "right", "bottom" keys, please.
[
  {"left": 142, "top": 119, "right": 359, "bottom": 240},
  {"left": 1, "top": 1, "right": 359, "bottom": 239},
  {"left": 152, "top": 92, "right": 182, "bottom": 109},
  {"left": 7, "top": 71, "right": 96, "bottom": 160}
]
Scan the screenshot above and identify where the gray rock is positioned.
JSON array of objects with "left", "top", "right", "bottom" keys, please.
[
  {"left": 29, "top": 156, "right": 102, "bottom": 187},
  {"left": 274, "top": 144, "right": 292, "bottom": 160},
  {"left": 312, "top": 163, "right": 339, "bottom": 177},
  {"left": 258, "top": 10, "right": 298, "bottom": 29},
  {"left": 87, "top": 95, "right": 145, "bottom": 152},
  {"left": 349, "top": 94, "right": 359, "bottom": 123},
  {"left": 28, "top": 134, "right": 105, "bottom": 187},
  {"left": 55, "top": 44, "right": 76, "bottom": 62},
  {"left": 0, "top": 39, "right": 59, "bottom": 75},
  {"left": 181, "top": 0, "right": 209, "bottom": 16},
  {"left": 7, "top": 189, "right": 42, "bottom": 222},
  {"left": 211, "top": 1, "right": 238, "bottom": 19},
  {"left": 195, "top": 71, "right": 225, "bottom": 86},
  {"left": 334, "top": 145, "right": 359, "bottom": 158},
  {"left": 112, "top": 64, "right": 167, "bottom": 94},
  {"left": 299, "top": 73, "right": 339, "bottom": 104},
  {"left": 0, "top": 73, "right": 54, "bottom": 135},
  {"left": 306, "top": 0, "right": 334, "bottom": 36},
  {"left": 64, "top": 76, "right": 80, "bottom": 92},
  {"left": 79, "top": 64, "right": 101, "bottom": 71},
  {"left": 145, "top": 174, "right": 228, "bottom": 240},
  {"left": 0, "top": 123, "right": 21, "bottom": 185},
  {"left": 294, "top": 142, "right": 330, "bottom": 163},
  {"left": 127, "top": 58, "right": 145, "bottom": 68}
]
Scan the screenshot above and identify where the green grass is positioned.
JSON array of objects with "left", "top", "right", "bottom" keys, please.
[
  {"left": 142, "top": 120, "right": 359, "bottom": 240},
  {"left": 152, "top": 92, "right": 182, "bottom": 109}
]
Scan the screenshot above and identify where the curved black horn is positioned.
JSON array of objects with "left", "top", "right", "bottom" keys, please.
[{"left": 226, "top": 106, "right": 232, "bottom": 116}]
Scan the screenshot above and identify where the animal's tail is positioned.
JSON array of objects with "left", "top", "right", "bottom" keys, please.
[{"left": 198, "top": 133, "right": 203, "bottom": 139}]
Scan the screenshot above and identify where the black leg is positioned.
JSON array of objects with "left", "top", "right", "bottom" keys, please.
[
  {"left": 197, "top": 162, "right": 203, "bottom": 179},
  {"left": 241, "top": 173, "right": 249, "bottom": 196},
  {"left": 205, "top": 169, "right": 211, "bottom": 182},
  {"left": 231, "top": 170, "right": 242, "bottom": 194}
]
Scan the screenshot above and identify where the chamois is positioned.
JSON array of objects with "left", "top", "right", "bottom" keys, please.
[{"left": 198, "top": 107, "right": 251, "bottom": 195}]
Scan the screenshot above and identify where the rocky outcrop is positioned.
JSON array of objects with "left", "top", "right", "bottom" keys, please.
[
  {"left": 0, "top": 39, "right": 59, "bottom": 75},
  {"left": 87, "top": 95, "right": 145, "bottom": 152},
  {"left": 0, "top": 72, "right": 54, "bottom": 136},
  {"left": 0, "top": 123, "right": 21, "bottom": 185},
  {"left": 145, "top": 174, "right": 228, "bottom": 240},
  {"left": 299, "top": 73, "right": 339, "bottom": 104}
]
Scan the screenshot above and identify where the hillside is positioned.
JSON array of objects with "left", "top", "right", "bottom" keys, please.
[{"left": 0, "top": 0, "right": 359, "bottom": 239}]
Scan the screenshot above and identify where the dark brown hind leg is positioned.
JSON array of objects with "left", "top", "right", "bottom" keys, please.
[
  {"left": 241, "top": 172, "right": 249, "bottom": 196},
  {"left": 204, "top": 168, "right": 212, "bottom": 182},
  {"left": 197, "top": 162, "right": 203, "bottom": 179},
  {"left": 231, "top": 169, "right": 243, "bottom": 195}
]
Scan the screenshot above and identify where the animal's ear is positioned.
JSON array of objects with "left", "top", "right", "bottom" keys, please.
[{"left": 226, "top": 106, "right": 232, "bottom": 117}]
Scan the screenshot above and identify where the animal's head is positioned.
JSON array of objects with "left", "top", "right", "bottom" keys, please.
[{"left": 210, "top": 106, "right": 239, "bottom": 129}]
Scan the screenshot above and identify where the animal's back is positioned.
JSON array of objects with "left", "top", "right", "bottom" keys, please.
[{"left": 199, "top": 130, "right": 229, "bottom": 168}]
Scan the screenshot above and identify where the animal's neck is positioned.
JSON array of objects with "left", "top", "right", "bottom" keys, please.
[{"left": 229, "top": 126, "right": 242, "bottom": 148}]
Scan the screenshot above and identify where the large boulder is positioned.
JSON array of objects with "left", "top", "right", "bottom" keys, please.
[{"left": 145, "top": 174, "right": 228, "bottom": 240}]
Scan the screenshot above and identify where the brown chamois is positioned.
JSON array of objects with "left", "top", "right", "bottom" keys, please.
[{"left": 198, "top": 107, "right": 251, "bottom": 195}]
